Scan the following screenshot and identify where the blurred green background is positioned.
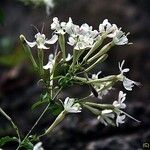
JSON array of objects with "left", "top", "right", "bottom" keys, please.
[{"left": 0, "top": 0, "right": 150, "bottom": 149}]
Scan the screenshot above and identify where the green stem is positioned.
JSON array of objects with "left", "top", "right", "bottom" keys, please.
[
  {"left": 82, "top": 104, "right": 101, "bottom": 115},
  {"left": 70, "top": 49, "right": 79, "bottom": 71},
  {"left": 20, "top": 35, "right": 38, "bottom": 71},
  {"left": 84, "top": 102, "right": 114, "bottom": 110},
  {"left": 38, "top": 49, "right": 44, "bottom": 77},
  {"left": 83, "top": 35, "right": 106, "bottom": 62},
  {"left": 43, "top": 110, "right": 67, "bottom": 136},
  {"left": 87, "top": 42, "right": 114, "bottom": 63},
  {"left": 0, "top": 107, "right": 21, "bottom": 143},
  {"left": 85, "top": 54, "right": 108, "bottom": 72},
  {"left": 16, "top": 88, "right": 62, "bottom": 150},
  {"left": 73, "top": 75, "right": 118, "bottom": 84},
  {"left": 59, "top": 35, "right": 66, "bottom": 61}
]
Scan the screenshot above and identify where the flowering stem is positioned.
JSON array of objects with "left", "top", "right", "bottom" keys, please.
[
  {"left": 85, "top": 54, "right": 108, "bottom": 72},
  {"left": 83, "top": 35, "right": 105, "bottom": 62},
  {"left": 84, "top": 102, "right": 114, "bottom": 110},
  {"left": 73, "top": 75, "right": 118, "bottom": 84},
  {"left": 70, "top": 49, "right": 79, "bottom": 71},
  {"left": 43, "top": 110, "right": 67, "bottom": 136},
  {"left": 59, "top": 35, "right": 66, "bottom": 61},
  {"left": 87, "top": 42, "right": 114, "bottom": 63},
  {"left": 83, "top": 104, "right": 101, "bottom": 115},
  {"left": 0, "top": 107, "right": 21, "bottom": 144},
  {"left": 20, "top": 35, "right": 38, "bottom": 71},
  {"left": 38, "top": 49, "right": 44, "bottom": 77},
  {"left": 87, "top": 75, "right": 118, "bottom": 83}
]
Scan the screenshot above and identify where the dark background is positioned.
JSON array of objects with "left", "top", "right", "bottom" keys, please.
[{"left": 0, "top": 0, "right": 150, "bottom": 149}]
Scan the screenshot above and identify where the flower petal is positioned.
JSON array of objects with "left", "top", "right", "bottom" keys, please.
[
  {"left": 46, "top": 34, "right": 58, "bottom": 44},
  {"left": 25, "top": 40, "right": 36, "bottom": 48}
]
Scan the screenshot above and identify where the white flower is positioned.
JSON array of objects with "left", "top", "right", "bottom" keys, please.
[
  {"left": 91, "top": 72, "right": 112, "bottom": 99},
  {"left": 63, "top": 97, "right": 82, "bottom": 113},
  {"left": 43, "top": 53, "right": 71, "bottom": 70},
  {"left": 25, "top": 32, "right": 58, "bottom": 49},
  {"left": 65, "top": 17, "right": 80, "bottom": 37},
  {"left": 66, "top": 18, "right": 98, "bottom": 50},
  {"left": 118, "top": 60, "right": 140, "bottom": 91},
  {"left": 113, "top": 30, "right": 128, "bottom": 45},
  {"left": 99, "top": 19, "right": 118, "bottom": 38},
  {"left": 51, "top": 17, "right": 66, "bottom": 34},
  {"left": 33, "top": 142, "right": 44, "bottom": 150},
  {"left": 43, "top": 54, "right": 54, "bottom": 70},
  {"left": 116, "top": 114, "right": 126, "bottom": 127},
  {"left": 98, "top": 109, "right": 115, "bottom": 126},
  {"left": 113, "top": 91, "right": 126, "bottom": 109}
]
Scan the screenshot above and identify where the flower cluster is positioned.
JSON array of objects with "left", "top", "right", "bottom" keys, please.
[
  {"left": 8, "top": 17, "right": 141, "bottom": 150},
  {"left": 22, "top": 17, "right": 140, "bottom": 128}
]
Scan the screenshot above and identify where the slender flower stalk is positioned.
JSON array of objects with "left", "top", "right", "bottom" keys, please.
[
  {"left": 44, "top": 110, "right": 67, "bottom": 135},
  {"left": 20, "top": 35, "right": 38, "bottom": 70}
]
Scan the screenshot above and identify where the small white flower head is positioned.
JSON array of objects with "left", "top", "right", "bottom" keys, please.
[
  {"left": 65, "top": 17, "right": 80, "bottom": 37},
  {"left": 99, "top": 19, "right": 118, "bottom": 38},
  {"left": 63, "top": 97, "right": 82, "bottom": 113},
  {"left": 91, "top": 73, "right": 112, "bottom": 99},
  {"left": 98, "top": 109, "right": 115, "bottom": 126},
  {"left": 25, "top": 32, "right": 58, "bottom": 49},
  {"left": 66, "top": 19, "right": 98, "bottom": 50},
  {"left": 113, "top": 30, "right": 128, "bottom": 45},
  {"left": 116, "top": 114, "right": 126, "bottom": 127},
  {"left": 43, "top": 54, "right": 54, "bottom": 70},
  {"left": 33, "top": 142, "right": 44, "bottom": 150},
  {"left": 118, "top": 60, "right": 140, "bottom": 91},
  {"left": 51, "top": 17, "right": 66, "bottom": 34},
  {"left": 113, "top": 91, "right": 126, "bottom": 109}
]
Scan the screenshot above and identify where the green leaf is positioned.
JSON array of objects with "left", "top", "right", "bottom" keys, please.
[
  {"left": 48, "top": 102, "right": 63, "bottom": 116},
  {"left": 21, "top": 140, "right": 34, "bottom": 150},
  {"left": 31, "top": 93, "right": 50, "bottom": 110},
  {"left": 0, "top": 136, "right": 18, "bottom": 147},
  {"left": 31, "top": 99, "right": 48, "bottom": 110}
]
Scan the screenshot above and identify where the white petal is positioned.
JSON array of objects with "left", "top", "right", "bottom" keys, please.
[
  {"left": 43, "top": 62, "right": 52, "bottom": 70},
  {"left": 116, "top": 114, "right": 126, "bottom": 126},
  {"left": 46, "top": 34, "right": 58, "bottom": 44},
  {"left": 113, "top": 101, "right": 119, "bottom": 107},
  {"left": 123, "top": 68, "right": 130, "bottom": 73},
  {"left": 37, "top": 44, "right": 49, "bottom": 49},
  {"left": 123, "top": 77, "right": 134, "bottom": 91},
  {"left": 102, "top": 109, "right": 113, "bottom": 114},
  {"left": 66, "top": 53, "right": 72, "bottom": 61},
  {"left": 25, "top": 40, "right": 36, "bottom": 48},
  {"left": 33, "top": 142, "right": 44, "bottom": 150},
  {"left": 68, "top": 37, "right": 76, "bottom": 46},
  {"left": 64, "top": 97, "right": 74, "bottom": 111}
]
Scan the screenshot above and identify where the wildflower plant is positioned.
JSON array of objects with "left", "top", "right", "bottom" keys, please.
[{"left": 0, "top": 18, "right": 141, "bottom": 149}]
